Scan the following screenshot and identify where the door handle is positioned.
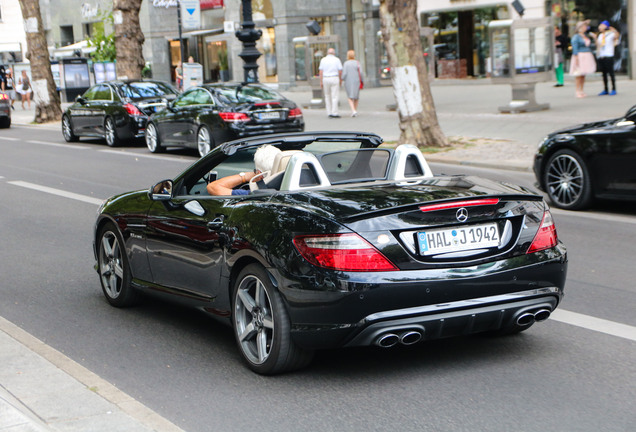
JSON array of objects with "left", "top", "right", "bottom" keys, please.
[{"left": 207, "top": 215, "right": 224, "bottom": 229}]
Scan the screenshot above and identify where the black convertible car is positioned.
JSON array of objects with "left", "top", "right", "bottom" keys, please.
[
  {"left": 95, "top": 132, "right": 567, "bottom": 374},
  {"left": 534, "top": 105, "right": 636, "bottom": 210},
  {"left": 145, "top": 83, "right": 304, "bottom": 157},
  {"left": 62, "top": 80, "right": 178, "bottom": 146}
]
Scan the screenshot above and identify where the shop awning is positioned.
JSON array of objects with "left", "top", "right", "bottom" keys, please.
[
  {"left": 51, "top": 41, "right": 96, "bottom": 59},
  {"left": 183, "top": 27, "right": 224, "bottom": 37},
  {"left": 0, "top": 42, "right": 22, "bottom": 53}
]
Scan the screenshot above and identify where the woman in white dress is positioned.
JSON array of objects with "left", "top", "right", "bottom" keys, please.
[{"left": 16, "top": 70, "right": 32, "bottom": 109}]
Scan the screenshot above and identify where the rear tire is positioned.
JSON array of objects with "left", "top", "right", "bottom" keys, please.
[
  {"left": 0, "top": 117, "right": 9, "bottom": 128},
  {"left": 104, "top": 117, "right": 121, "bottom": 147},
  {"left": 543, "top": 149, "right": 592, "bottom": 210},
  {"left": 145, "top": 122, "right": 164, "bottom": 153},
  {"left": 232, "top": 264, "right": 314, "bottom": 374},
  {"left": 197, "top": 125, "right": 214, "bottom": 157},
  {"left": 97, "top": 222, "right": 138, "bottom": 307},
  {"left": 62, "top": 115, "right": 78, "bottom": 142}
]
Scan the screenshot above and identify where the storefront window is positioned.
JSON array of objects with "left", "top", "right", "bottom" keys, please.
[{"left": 204, "top": 39, "right": 229, "bottom": 82}]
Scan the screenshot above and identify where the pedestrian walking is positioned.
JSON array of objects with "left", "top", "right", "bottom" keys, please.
[
  {"left": 175, "top": 62, "right": 183, "bottom": 92},
  {"left": 569, "top": 20, "right": 596, "bottom": 98},
  {"left": 16, "top": 70, "right": 32, "bottom": 109},
  {"left": 2, "top": 68, "right": 16, "bottom": 110},
  {"left": 319, "top": 47, "right": 343, "bottom": 118},
  {"left": 594, "top": 20, "right": 619, "bottom": 96},
  {"left": 342, "top": 50, "right": 364, "bottom": 117},
  {"left": 554, "top": 27, "right": 569, "bottom": 87}
]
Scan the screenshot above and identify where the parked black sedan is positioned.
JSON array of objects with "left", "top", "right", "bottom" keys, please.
[
  {"left": 534, "top": 105, "right": 636, "bottom": 210},
  {"left": 0, "top": 91, "right": 10, "bottom": 128},
  {"left": 144, "top": 83, "right": 304, "bottom": 157},
  {"left": 62, "top": 80, "right": 178, "bottom": 146},
  {"left": 94, "top": 132, "right": 567, "bottom": 374}
]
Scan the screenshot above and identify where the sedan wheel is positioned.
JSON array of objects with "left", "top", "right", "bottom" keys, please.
[
  {"left": 62, "top": 115, "right": 78, "bottom": 142},
  {"left": 197, "top": 126, "right": 213, "bottom": 157},
  {"left": 97, "top": 223, "right": 137, "bottom": 307},
  {"left": 544, "top": 150, "right": 592, "bottom": 210},
  {"left": 145, "top": 123, "right": 164, "bottom": 153},
  {"left": 232, "top": 264, "right": 313, "bottom": 374},
  {"left": 104, "top": 117, "right": 120, "bottom": 147}
]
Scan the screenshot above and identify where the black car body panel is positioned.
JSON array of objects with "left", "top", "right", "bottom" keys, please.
[
  {"left": 0, "top": 91, "right": 10, "bottom": 128},
  {"left": 534, "top": 107, "right": 636, "bottom": 203},
  {"left": 95, "top": 132, "right": 567, "bottom": 369}
]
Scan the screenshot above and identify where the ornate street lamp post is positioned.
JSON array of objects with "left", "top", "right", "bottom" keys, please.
[{"left": 235, "top": 0, "right": 262, "bottom": 83}]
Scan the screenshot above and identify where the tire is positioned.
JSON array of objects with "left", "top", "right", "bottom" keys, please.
[
  {"left": 97, "top": 222, "right": 138, "bottom": 307},
  {"left": 0, "top": 117, "right": 10, "bottom": 128},
  {"left": 232, "top": 264, "right": 314, "bottom": 375},
  {"left": 543, "top": 149, "right": 593, "bottom": 210},
  {"left": 145, "top": 122, "right": 164, "bottom": 153},
  {"left": 62, "top": 115, "right": 78, "bottom": 142},
  {"left": 104, "top": 117, "right": 121, "bottom": 147},
  {"left": 197, "top": 125, "right": 214, "bottom": 157}
]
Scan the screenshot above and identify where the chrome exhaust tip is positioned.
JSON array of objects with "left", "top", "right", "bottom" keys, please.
[
  {"left": 376, "top": 333, "right": 399, "bottom": 348},
  {"left": 516, "top": 313, "right": 536, "bottom": 326},
  {"left": 400, "top": 331, "right": 423, "bottom": 346},
  {"left": 534, "top": 309, "right": 551, "bottom": 322}
]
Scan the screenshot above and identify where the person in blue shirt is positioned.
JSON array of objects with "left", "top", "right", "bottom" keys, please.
[
  {"left": 206, "top": 145, "right": 281, "bottom": 196},
  {"left": 569, "top": 20, "right": 596, "bottom": 98}
]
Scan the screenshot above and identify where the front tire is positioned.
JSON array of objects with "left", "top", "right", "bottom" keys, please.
[
  {"left": 232, "top": 264, "right": 313, "bottom": 374},
  {"left": 145, "top": 122, "right": 164, "bottom": 153},
  {"left": 544, "top": 149, "right": 592, "bottom": 210},
  {"left": 197, "top": 125, "right": 214, "bottom": 157},
  {"left": 97, "top": 222, "right": 137, "bottom": 307},
  {"left": 62, "top": 115, "right": 78, "bottom": 142},
  {"left": 104, "top": 117, "right": 121, "bottom": 147}
]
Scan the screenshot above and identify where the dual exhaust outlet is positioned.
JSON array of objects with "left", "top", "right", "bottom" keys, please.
[
  {"left": 515, "top": 308, "right": 552, "bottom": 326},
  {"left": 376, "top": 330, "right": 423, "bottom": 348}
]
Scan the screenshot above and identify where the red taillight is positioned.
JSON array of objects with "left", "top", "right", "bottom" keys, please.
[
  {"left": 0, "top": 93, "right": 8, "bottom": 100},
  {"left": 288, "top": 107, "right": 303, "bottom": 119},
  {"left": 123, "top": 103, "right": 143, "bottom": 116},
  {"left": 219, "top": 112, "right": 250, "bottom": 122},
  {"left": 293, "top": 234, "right": 398, "bottom": 272},
  {"left": 419, "top": 198, "right": 500, "bottom": 212},
  {"left": 527, "top": 210, "right": 558, "bottom": 253}
]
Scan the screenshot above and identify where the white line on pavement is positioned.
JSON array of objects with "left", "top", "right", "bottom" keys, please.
[
  {"left": 551, "top": 309, "right": 636, "bottom": 342},
  {"left": 0, "top": 136, "right": 20, "bottom": 141},
  {"left": 8, "top": 181, "right": 104, "bottom": 206},
  {"left": 26, "top": 140, "right": 90, "bottom": 150},
  {"left": 552, "top": 208, "right": 636, "bottom": 226},
  {"left": 98, "top": 149, "right": 193, "bottom": 163}
]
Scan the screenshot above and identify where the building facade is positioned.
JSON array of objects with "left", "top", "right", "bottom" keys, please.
[{"left": 0, "top": 0, "right": 27, "bottom": 65}]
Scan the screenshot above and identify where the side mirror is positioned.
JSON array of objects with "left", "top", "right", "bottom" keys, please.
[
  {"left": 149, "top": 179, "right": 173, "bottom": 201},
  {"left": 75, "top": 95, "right": 87, "bottom": 105}
]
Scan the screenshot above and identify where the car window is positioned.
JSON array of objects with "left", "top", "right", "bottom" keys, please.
[
  {"left": 194, "top": 89, "right": 214, "bottom": 105},
  {"left": 173, "top": 89, "right": 199, "bottom": 107},
  {"left": 319, "top": 149, "right": 391, "bottom": 184},
  {"left": 184, "top": 148, "right": 258, "bottom": 196},
  {"left": 118, "top": 81, "right": 177, "bottom": 99},
  {"left": 93, "top": 84, "right": 112, "bottom": 101},
  {"left": 215, "top": 85, "right": 284, "bottom": 104},
  {"left": 82, "top": 86, "right": 99, "bottom": 101}
]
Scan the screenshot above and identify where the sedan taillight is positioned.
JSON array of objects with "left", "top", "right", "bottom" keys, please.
[
  {"left": 527, "top": 210, "right": 558, "bottom": 253},
  {"left": 219, "top": 112, "right": 250, "bottom": 122},
  {"left": 293, "top": 234, "right": 397, "bottom": 272},
  {"left": 288, "top": 107, "right": 303, "bottom": 119},
  {"left": 123, "top": 103, "right": 143, "bottom": 116},
  {"left": 0, "top": 93, "right": 8, "bottom": 100}
]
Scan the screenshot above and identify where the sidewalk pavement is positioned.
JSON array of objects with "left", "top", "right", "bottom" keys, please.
[{"left": 2, "top": 73, "right": 632, "bottom": 430}]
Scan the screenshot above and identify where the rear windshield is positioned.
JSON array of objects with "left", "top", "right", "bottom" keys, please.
[
  {"left": 215, "top": 86, "right": 284, "bottom": 104},
  {"left": 118, "top": 82, "right": 177, "bottom": 99}
]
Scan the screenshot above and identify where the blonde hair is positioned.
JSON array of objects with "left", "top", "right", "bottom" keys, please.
[{"left": 347, "top": 50, "right": 355, "bottom": 60}]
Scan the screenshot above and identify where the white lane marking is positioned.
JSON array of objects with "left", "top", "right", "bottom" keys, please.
[
  {"left": 0, "top": 136, "right": 20, "bottom": 141},
  {"left": 552, "top": 208, "right": 636, "bottom": 226},
  {"left": 26, "top": 140, "right": 90, "bottom": 150},
  {"left": 551, "top": 309, "right": 636, "bottom": 342},
  {"left": 99, "top": 149, "right": 193, "bottom": 163},
  {"left": 8, "top": 181, "right": 103, "bottom": 205}
]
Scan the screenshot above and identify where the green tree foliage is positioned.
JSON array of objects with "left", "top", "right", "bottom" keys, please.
[{"left": 87, "top": 13, "right": 116, "bottom": 62}]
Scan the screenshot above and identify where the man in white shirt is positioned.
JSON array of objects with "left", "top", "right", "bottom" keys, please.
[
  {"left": 595, "top": 20, "right": 619, "bottom": 95},
  {"left": 319, "top": 48, "right": 343, "bottom": 118}
]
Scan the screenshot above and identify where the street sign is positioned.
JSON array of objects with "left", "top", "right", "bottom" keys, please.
[{"left": 180, "top": 0, "right": 200, "bottom": 30}]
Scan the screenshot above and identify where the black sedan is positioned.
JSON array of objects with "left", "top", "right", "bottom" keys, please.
[
  {"left": 144, "top": 83, "right": 304, "bottom": 157},
  {"left": 534, "top": 105, "right": 636, "bottom": 210},
  {"left": 94, "top": 132, "right": 567, "bottom": 374},
  {"left": 62, "top": 80, "right": 178, "bottom": 146}
]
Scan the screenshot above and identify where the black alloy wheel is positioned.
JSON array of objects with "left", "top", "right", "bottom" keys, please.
[
  {"left": 104, "top": 117, "right": 120, "bottom": 147},
  {"left": 97, "top": 223, "right": 137, "bottom": 307},
  {"left": 544, "top": 149, "right": 592, "bottom": 210},
  {"left": 232, "top": 264, "right": 314, "bottom": 374},
  {"left": 145, "top": 122, "right": 164, "bottom": 153},
  {"left": 62, "top": 115, "right": 78, "bottom": 142}
]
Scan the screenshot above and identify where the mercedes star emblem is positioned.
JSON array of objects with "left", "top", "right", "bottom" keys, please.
[{"left": 456, "top": 207, "right": 468, "bottom": 222}]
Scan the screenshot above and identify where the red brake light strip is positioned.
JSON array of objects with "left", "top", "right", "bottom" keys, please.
[{"left": 419, "top": 198, "right": 500, "bottom": 212}]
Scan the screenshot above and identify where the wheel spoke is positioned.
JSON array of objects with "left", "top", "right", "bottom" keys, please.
[
  {"left": 113, "top": 262, "right": 124, "bottom": 279},
  {"left": 238, "top": 289, "right": 256, "bottom": 311},
  {"left": 239, "top": 322, "right": 257, "bottom": 342},
  {"left": 256, "top": 330, "right": 268, "bottom": 362},
  {"left": 102, "top": 236, "right": 113, "bottom": 258},
  {"left": 262, "top": 316, "right": 274, "bottom": 330}
]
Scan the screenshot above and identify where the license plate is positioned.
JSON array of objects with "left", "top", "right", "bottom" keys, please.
[
  {"left": 417, "top": 223, "right": 499, "bottom": 256},
  {"left": 258, "top": 112, "right": 280, "bottom": 120}
]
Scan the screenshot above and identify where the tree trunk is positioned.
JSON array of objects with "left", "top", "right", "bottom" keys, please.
[
  {"left": 379, "top": 0, "right": 449, "bottom": 147},
  {"left": 18, "top": 0, "right": 62, "bottom": 123},
  {"left": 113, "top": 0, "right": 145, "bottom": 80}
]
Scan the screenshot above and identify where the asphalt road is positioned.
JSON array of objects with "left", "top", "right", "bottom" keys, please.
[{"left": 1, "top": 125, "right": 634, "bottom": 432}]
